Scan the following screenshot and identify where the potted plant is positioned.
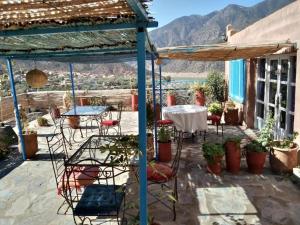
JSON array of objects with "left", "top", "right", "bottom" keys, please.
[
  {"left": 167, "top": 90, "right": 176, "bottom": 106},
  {"left": 208, "top": 102, "right": 223, "bottom": 117},
  {"left": 19, "top": 104, "right": 38, "bottom": 159},
  {"left": 49, "top": 104, "right": 61, "bottom": 119},
  {"left": 37, "top": 116, "right": 49, "bottom": 127},
  {"left": 130, "top": 78, "right": 138, "bottom": 111},
  {"left": 146, "top": 101, "right": 155, "bottom": 161},
  {"left": 67, "top": 116, "right": 80, "bottom": 129},
  {"left": 245, "top": 115, "right": 274, "bottom": 174},
  {"left": 270, "top": 132, "right": 299, "bottom": 174},
  {"left": 158, "top": 127, "right": 172, "bottom": 162},
  {"left": 63, "top": 90, "right": 72, "bottom": 111},
  {"left": 224, "top": 100, "right": 239, "bottom": 125},
  {"left": 190, "top": 82, "right": 207, "bottom": 106},
  {"left": 80, "top": 97, "right": 89, "bottom": 106},
  {"left": 224, "top": 137, "right": 241, "bottom": 174},
  {"left": 206, "top": 71, "right": 226, "bottom": 102},
  {"left": 245, "top": 140, "right": 268, "bottom": 174},
  {"left": 203, "top": 143, "right": 224, "bottom": 175}
]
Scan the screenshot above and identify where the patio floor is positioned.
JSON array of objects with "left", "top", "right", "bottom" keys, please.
[{"left": 0, "top": 112, "right": 300, "bottom": 225}]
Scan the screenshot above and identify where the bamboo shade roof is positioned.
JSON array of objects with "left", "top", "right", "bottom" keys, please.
[
  {"left": 157, "top": 42, "right": 295, "bottom": 62},
  {"left": 0, "top": 0, "right": 153, "bottom": 30}
]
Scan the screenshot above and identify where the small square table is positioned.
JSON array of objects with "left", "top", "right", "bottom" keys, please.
[{"left": 62, "top": 106, "right": 107, "bottom": 117}]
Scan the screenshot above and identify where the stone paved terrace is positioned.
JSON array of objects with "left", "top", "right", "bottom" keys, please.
[{"left": 0, "top": 112, "right": 300, "bottom": 225}]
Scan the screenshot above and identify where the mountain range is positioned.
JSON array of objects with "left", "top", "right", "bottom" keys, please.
[{"left": 149, "top": 0, "right": 295, "bottom": 73}]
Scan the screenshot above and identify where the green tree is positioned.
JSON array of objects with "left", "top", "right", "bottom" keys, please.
[{"left": 206, "top": 71, "right": 226, "bottom": 102}]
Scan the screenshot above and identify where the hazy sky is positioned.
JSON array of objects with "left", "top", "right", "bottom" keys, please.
[{"left": 150, "top": 0, "right": 264, "bottom": 28}]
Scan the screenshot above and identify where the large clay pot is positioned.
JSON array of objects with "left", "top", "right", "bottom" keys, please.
[
  {"left": 131, "top": 94, "right": 138, "bottom": 111},
  {"left": 224, "top": 108, "right": 239, "bottom": 125},
  {"left": 80, "top": 97, "right": 89, "bottom": 106},
  {"left": 158, "top": 141, "right": 172, "bottom": 162},
  {"left": 270, "top": 142, "right": 299, "bottom": 174},
  {"left": 67, "top": 116, "right": 80, "bottom": 129},
  {"left": 50, "top": 107, "right": 61, "bottom": 119},
  {"left": 19, "top": 133, "right": 38, "bottom": 159},
  {"left": 167, "top": 95, "right": 176, "bottom": 106},
  {"left": 155, "top": 104, "right": 161, "bottom": 121},
  {"left": 225, "top": 141, "right": 241, "bottom": 174},
  {"left": 207, "top": 156, "right": 223, "bottom": 175},
  {"left": 246, "top": 151, "right": 267, "bottom": 174},
  {"left": 195, "top": 90, "right": 205, "bottom": 106}
]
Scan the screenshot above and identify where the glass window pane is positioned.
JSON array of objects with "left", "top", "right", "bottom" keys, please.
[
  {"left": 269, "top": 82, "right": 277, "bottom": 104},
  {"left": 280, "top": 84, "right": 287, "bottom": 108},
  {"left": 259, "top": 58, "right": 266, "bottom": 79},
  {"left": 288, "top": 115, "right": 294, "bottom": 134},
  {"left": 269, "top": 106, "right": 275, "bottom": 117},
  {"left": 291, "top": 56, "right": 297, "bottom": 83},
  {"left": 290, "top": 86, "right": 295, "bottom": 112},
  {"left": 257, "top": 81, "right": 265, "bottom": 101},
  {"left": 270, "top": 60, "right": 278, "bottom": 80},
  {"left": 280, "top": 59, "right": 288, "bottom": 82},
  {"left": 257, "top": 103, "right": 264, "bottom": 119},
  {"left": 280, "top": 111, "right": 286, "bottom": 129}
]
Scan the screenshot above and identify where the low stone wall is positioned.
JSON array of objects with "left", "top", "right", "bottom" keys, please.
[{"left": 0, "top": 89, "right": 134, "bottom": 122}]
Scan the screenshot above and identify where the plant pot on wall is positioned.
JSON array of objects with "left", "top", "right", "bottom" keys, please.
[
  {"left": 270, "top": 142, "right": 299, "bottom": 174},
  {"left": 19, "top": 133, "right": 38, "bottom": 159},
  {"left": 67, "top": 116, "right": 80, "bottom": 129},
  {"left": 147, "top": 133, "right": 154, "bottom": 161},
  {"left": 155, "top": 103, "right": 161, "bottom": 121},
  {"left": 167, "top": 94, "right": 176, "bottom": 106},
  {"left": 195, "top": 90, "right": 205, "bottom": 106},
  {"left": 80, "top": 97, "right": 89, "bottom": 106},
  {"left": 131, "top": 94, "right": 138, "bottom": 111}
]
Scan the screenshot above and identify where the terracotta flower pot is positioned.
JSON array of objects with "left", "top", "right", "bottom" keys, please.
[
  {"left": 155, "top": 103, "right": 161, "bottom": 121},
  {"left": 80, "top": 97, "right": 89, "bottom": 106},
  {"left": 224, "top": 108, "right": 239, "bottom": 125},
  {"left": 158, "top": 141, "right": 172, "bottom": 162},
  {"left": 19, "top": 133, "right": 38, "bottom": 159},
  {"left": 270, "top": 142, "right": 299, "bottom": 174},
  {"left": 51, "top": 107, "right": 61, "bottom": 119},
  {"left": 67, "top": 116, "right": 80, "bottom": 129},
  {"left": 225, "top": 141, "right": 241, "bottom": 174},
  {"left": 147, "top": 133, "right": 154, "bottom": 161},
  {"left": 131, "top": 94, "right": 138, "bottom": 111},
  {"left": 207, "top": 156, "right": 223, "bottom": 175},
  {"left": 195, "top": 90, "right": 205, "bottom": 106},
  {"left": 167, "top": 95, "right": 176, "bottom": 106},
  {"left": 246, "top": 151, "right": 267, "bottom": 174}
]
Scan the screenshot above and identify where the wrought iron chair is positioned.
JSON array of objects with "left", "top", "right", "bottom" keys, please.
[
  {"left": 64, "top": 158, "right": 127, "bottom": 225},
  {"left": 46, "top": 132, "right": 99, "bottom": 214},
  {"left": 99, "top": 102, "right": 123, "bottom": 135},
  {"left": 146, "top": 132, "right": 183, "bottom": 221}
]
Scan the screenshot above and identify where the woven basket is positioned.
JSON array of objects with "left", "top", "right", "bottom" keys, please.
[{"left": 26, "top": 69, "right": 48, "bottom": 88}]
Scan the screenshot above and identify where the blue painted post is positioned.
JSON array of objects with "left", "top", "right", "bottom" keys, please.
[
  {"left": 137, "top": 27, "right": 148, "bottom": 225},
  {"left": 6, "top": 58, "right": 27, "bottom": 160},
  {"left": 69, "top": 63, "right": 76, "bottom": 108},
  {"left": 151, "top": 54, "right": 158, "bottom": 160},
  {"left": 159, "top": 65, "right": 163, "bottom": 118}
]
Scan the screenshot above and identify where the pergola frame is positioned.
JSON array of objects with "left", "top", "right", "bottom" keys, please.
[{"left": 0, "top": 1, "right": 158, "bottom": 224}]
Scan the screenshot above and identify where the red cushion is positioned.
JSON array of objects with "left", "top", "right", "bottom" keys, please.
[
  {"left": 157, "top": 119, "right": 174, "bottom": 126},
  {"left": 57, "top": 166, "right": 99, "bottom": 195},
  {"left": 147, "top": 163, "right": 173, "bottom": 182},
  {"left": 101, "top": 120, "right": 119, "bottom": 126},
  {"left": 207, "top": 115, "right": 221, "bottom": 125}
]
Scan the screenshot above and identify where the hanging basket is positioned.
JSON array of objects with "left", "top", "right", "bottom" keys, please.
[{"left": 26, "top": 69, "right": 48, "bottom": 88}]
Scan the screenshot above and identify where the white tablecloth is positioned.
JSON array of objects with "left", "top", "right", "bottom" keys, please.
[{"left": 162, "top": 105, "right": 207, "bottom": 132}]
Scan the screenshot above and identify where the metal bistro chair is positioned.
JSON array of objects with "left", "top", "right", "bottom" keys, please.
[
  {"left": 146, "top": 132, "right": 183, "bottom": 221},
  {"left": 64, "top": 158, "right": 127, "bottom": 225},
  {"left": 46, "top": 132, "right": 99, "bottom": 215},
  {"left": 99, "top": 102, "right": 123, "bottom": 136}
]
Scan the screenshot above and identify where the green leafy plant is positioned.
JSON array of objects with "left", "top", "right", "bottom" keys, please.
[
  {"left": 272, "top": 132, "right": 299, "bottom": 149},
  {"left": 206, "top": 71, "right": 226, "bottom": 102},
  {"left": 225, "top": 100, "right": 236, "bottom": 110},
  {"left": 257, "top": 114, "right": 275, "bottom": 148},
  {"left": 208, "top": 102, "right": 223, "bottom": 115},
  {"left": 158, "top": 127, "right": 171, "bottom": 143},
  {"left": 190, "top": 82, "right": 207, "bottom": 93},
  {"left": 19, "top": 104, "right": 36, "bottom": 135},
  {"left": 225, "top": 137, "right": 242, "bottom": 144},
  {"left": 203, "top": 143, "right": 224, "bottom": 164},
  {"left": 245, "top": 140, "right": 267, "bottom": 153},
  {"left": 37, "top": 116, "right": 49, "bottom": 126}
]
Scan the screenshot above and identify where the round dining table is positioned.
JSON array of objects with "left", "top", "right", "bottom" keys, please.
[{"left": 162, "top": 105, "right": 208, "bottom": 133}]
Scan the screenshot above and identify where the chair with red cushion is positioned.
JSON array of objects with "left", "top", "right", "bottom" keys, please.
[
  {"left": 99, "top": 102, "right": 122, "bottom": 135},
  {"left": 46, "top": 132, "right": 99, "bottom": 214},
  {"left": 207, "top": 113, "right": 224, "bottom": 136},
  {"left": 147, "top": 132, "right": 183, "bottom": 221}
]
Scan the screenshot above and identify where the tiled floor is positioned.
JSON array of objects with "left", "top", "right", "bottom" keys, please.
[{"left": 0, "top": 112, "right": 300, "bottom": 225}]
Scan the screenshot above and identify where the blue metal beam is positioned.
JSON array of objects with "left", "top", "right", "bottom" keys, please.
[
  {"left": 69, "top": 63, "right": 76, "bottom": 108},
  {"left": 6, "top": 58, "right": 27, "bottom": 160},
  {"left": 151, "top": 54, "right": 158, "bottom": 160},
  {"left": 0, "top": 21, "right": 158, "bottom": 37},
  {"left": 137, "top": 27, "right": 148, "bottom": 225},
  {"left": 126, "top": 0, "right": 148, "bottom": 21},
  {"left": 159, "top": 65, "right": 163, "bottom": 118}
]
